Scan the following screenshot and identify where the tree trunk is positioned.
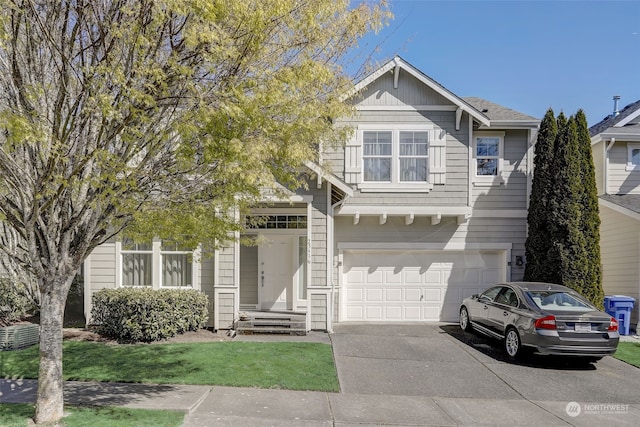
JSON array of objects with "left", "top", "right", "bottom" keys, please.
[{"left": 34, "top": 277, "right": 71, "bottom": 425}]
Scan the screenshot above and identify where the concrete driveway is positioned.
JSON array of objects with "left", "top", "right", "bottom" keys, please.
[{"left": 331, "top": 323, "right": 640, "bottom": 404}]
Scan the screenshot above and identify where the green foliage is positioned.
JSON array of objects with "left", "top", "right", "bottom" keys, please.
[
  {"left": 2, "top": 341, "right": 340, "bottom": 392},
  {"left": 615, "top": 342, "right": 640, "bottom": 368},
  {"left": 525, "top": 109, "right": 558, "bottom": 282},
  {"left": 0, "top": 279, "right": 37, "bottom": 326},
  {"left": 525, "top": 109, "right": 604, "bottom": 307},
  {"left": 91, "top": 288, "right": 208, "bottom": 342},
  {"left": 0, "top": 404, "right": 185, "bottom": 427}
]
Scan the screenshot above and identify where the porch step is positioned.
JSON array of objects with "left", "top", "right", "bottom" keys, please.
[{"left": 235, "top": 312, "right": 307, "bottom": 336}]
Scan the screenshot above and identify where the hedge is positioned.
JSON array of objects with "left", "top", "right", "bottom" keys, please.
[
  {"left": 91, "top": 288, "right": 209, "bottom": 342},
  {"left": 0, "top": 279, "right": 37, "bottom": 326}
]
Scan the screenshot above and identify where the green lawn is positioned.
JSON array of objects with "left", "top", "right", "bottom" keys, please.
[
  {"left": 0, "top": 341, "right": 339, "bottom": 392},
  {"left": 614, "top": 341, "right": 640, "bottom": 368},
  {"left": 0, "top": 403, "right": 184, "bottom": 427}
]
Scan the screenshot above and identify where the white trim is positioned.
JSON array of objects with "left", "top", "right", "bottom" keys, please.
[
  {"left": 83, "top": 256, "right": 91, "bottom": 325},
  {"left": 357, "top": 183, "right": 434, "bottom": 193},
  {"left": 251, "top": 208, "right": 307, "bottom": 215},
  {"left": 348, "top": 56, "right": 491, "bottom": 127},
  {"left": 599, "top": 198, "right": 640, "bottom": 221},
  {"left": 356, "top": 105, "right": 458, "bottom": 112},
  {"left": 337, "top": 242, "right": 512, "bottom": 251},
  {"left": 614, "top": 108, "right": 640, "bottom": 128},
  {"left": 336, "top": 205, "right": 471, "bottom": 217},
  {"left": 472, "top": 131, "right": 505, "bottom": 186},
  {"left": 626, "top": 143, "right": 640, "bottom": 171},
  {"left": 305, "top": 161, "right": 353, "bottom": 197}
]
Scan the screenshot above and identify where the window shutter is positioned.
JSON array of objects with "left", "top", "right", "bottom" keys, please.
[
  {"left": 429, "top": 129, "right": 446, "bottom": 184},
  {"left": 344, "top": 133, "right": 361, "bottom": 184}
]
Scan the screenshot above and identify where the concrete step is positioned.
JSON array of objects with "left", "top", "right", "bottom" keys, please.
[
  {"left": 236, "top": 311, "right": 307, "bottom": 335},
  {"left": 236, "top": 327, "right": 307, "bottom": 336}
]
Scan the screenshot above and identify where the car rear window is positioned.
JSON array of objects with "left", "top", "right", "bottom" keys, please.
[{"left": 526, "top": 291, "right": 592, "bottom": 311}]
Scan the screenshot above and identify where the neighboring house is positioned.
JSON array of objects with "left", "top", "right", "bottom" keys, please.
[
  {"left": 590, "top": 98, "right": 640, "bottom": 332},
  {"left": 83, "top": 56, "right": 540, "bottom": 331}
]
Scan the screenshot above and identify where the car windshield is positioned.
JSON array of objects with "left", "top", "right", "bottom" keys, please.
[{"left": 526, "top": 290, "right": 592, "bottom": 311}]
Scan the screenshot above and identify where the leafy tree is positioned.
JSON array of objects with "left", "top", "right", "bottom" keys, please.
[
  {"left": 0, "top": 0, "right": 389, "bottom": 423},
  {"left": 524, "top": 109, "right": 558, "bottom": 282},
  {"left": 575, "top": 110, "right": 603, "bottom": 307}
]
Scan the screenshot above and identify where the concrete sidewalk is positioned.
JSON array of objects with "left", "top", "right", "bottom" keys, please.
[{"left": 3, "top": 378, "right": 640, "bottom": 426}]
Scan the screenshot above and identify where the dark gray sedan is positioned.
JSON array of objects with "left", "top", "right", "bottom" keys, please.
[{"left": 459, "top": 282, "right": 620, "bottom": 361}]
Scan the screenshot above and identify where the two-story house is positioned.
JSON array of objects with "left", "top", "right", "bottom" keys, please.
[
  {"left": 83, "top": 57, "right": 540, "bottom": 332},
  {"left": 590, "top": 98, "right": 640, "bottom": 332}
]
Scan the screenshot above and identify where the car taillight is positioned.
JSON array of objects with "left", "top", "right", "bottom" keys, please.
[
  {"left": 534, "top": 315, "right": 556, "bottom": 330},
  {"left": 608, "top": 317, "right": 618, "bottom": 332}
]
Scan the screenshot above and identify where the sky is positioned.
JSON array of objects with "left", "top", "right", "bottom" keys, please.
[{"left": 350, "top": 0, "right": 640, "bottom": 126}]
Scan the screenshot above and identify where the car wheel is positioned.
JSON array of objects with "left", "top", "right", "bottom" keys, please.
[
  {"left": 459, "top": 306, "right": 473, "bottom": 332},
  {"left": 504, "top": 327, "right": 522, "bottom": 360}
]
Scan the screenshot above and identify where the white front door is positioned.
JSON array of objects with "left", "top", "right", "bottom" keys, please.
[{"left": 258, "top": 235, "right": 294, "bottom": 310}]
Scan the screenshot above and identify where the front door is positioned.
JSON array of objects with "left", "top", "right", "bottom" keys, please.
[{"left": 258, "top": 235, "right": 294, "bottom": 310}]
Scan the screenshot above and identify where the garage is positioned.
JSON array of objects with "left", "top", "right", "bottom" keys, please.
[{"left": 342, "top": 250, "right": 505, "bottom": 322}]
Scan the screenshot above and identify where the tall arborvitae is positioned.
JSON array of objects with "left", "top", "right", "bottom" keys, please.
[
  {"left": 575, "top": 110, "right": 604, "bottom": 308},
  {"left": 524, "top": 109, "right": 558, "bottom": 282}
]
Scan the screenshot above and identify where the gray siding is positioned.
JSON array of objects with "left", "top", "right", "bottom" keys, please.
[
  {"left": 600, "top": 205, "right": 640, "bottom": 329},
  {"left": 310, "top": 293, "right": 328, "bottom": 330},
  {"left": 217, "top": 292, "right": 235, "bottom": 329},
  {"left": 200, "top": 253, "right": 215, "bottom": 328},
  {"left": 472, "top": 129, "right": 529, "bottom": 209},
  {"left": 307, "top": 181, "right": 328, "bottom": 287},
  {"left": 327, "top": 109, "right": 470, "bottom": 206},
  {"left": 351, "top": 69, "right": 451, "bottom": 107},
  {"left": 607, "top": 143, "right": 640, "bottom": 195},
  {"left": 85, "top": 242, "right": 117, "bottom": 322},
  {"left": 217, "top": 243, "right": 235, "bottom": 286}
]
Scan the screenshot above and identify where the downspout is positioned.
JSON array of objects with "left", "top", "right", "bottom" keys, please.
[
  {"left": 468, "top": 114, "right": 473, "bottom": 207},
  {"left": 604, "top": 138, "right": 615, "bottom": 195}
]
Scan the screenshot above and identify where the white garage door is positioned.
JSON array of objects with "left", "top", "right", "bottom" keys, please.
[{"left": 343, "top": 251, "right": 504, "bottom": 322}]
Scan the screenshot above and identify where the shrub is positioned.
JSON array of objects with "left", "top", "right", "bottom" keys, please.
[
  {"left": 0, "top": 279, "right": 37, "bottom": 326},
  {"left": 91, "top": 288, "right": 209, "bottom": 342}
]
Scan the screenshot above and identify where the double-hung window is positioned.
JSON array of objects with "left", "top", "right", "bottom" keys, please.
[
  {"left": 473, "top": 132, "right": 504, "bottom": 185},
  {"left": 356, "top": 126, "right": 437, "bottom": 191},
  {"left": 627, "top": 144, "right": 640, "bottom": 171},
  {"left": 118, "top": 239, "right": 197, "bottom": 289}
]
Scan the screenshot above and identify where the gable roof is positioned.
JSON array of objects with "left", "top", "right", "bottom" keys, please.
[
  {"left": 463, "top": 97, "right": 539, "bottom": 126},
  {"left": 600, "top": 194, "right": 640, "bottom": 221},
  {"left": 348, "top": 56, "right": 538, "bottom": 129},
  {"left": 349, "top": 56, "right": 489, "bottom": 127},
  {"left": 589, "top": 99, "right": 640, "bottom": 142}
]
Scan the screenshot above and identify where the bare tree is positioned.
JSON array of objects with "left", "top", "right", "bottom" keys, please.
[{"left": 0, "top": 0, "right": 389, "bottom": 423}]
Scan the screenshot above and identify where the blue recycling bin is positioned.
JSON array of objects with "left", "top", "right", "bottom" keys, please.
[{"left": 604, "top": 295, "right": 636, "bottom": 336}]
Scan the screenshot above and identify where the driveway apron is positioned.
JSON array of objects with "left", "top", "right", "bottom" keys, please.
[{"left": 330, "top": 323, "right": 640, "bottom": 407}]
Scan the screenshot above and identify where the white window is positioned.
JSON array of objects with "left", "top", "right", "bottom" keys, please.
[
  {"left": 473, "top": 132, "right": 505, "bottom": 185},
  {"left": 347, "top": 125, "right": 443, "bottom": 192},
  {"left": 121, "top": 241, "right": 153, "bottom": 287},
  {"left": 627, "top": 144, "right": 640, "bottom": 170},
  {"left": 117, "top": 239, "right": 198, "bottom": 289}
]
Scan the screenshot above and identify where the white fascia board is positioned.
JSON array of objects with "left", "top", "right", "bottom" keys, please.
[
  {"left": 347, "top": 57, "right": 491, "bottom": 127},
  {"left": 596, "top": 132, "right": 640, "bottom": 142},
  {"left": 336, "top": 205, "right": 471, "bottom": 216},
  {"left": 305, "top": 161, "right": 353, "bottom": 197},
  {"left": 480, "top": 120, "right": 540, "bottom": 129},
  {"left": 337, "top": 242, "right": 512, "bottom": 251},
  {"left": 599, "top": 198, "right": 640, "bottom": 221},
  {"left": 614, "top": 108, "right": 640, "bottom": 127}
]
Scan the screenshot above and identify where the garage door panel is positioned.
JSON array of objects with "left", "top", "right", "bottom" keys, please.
[{"left": 344, "top": 251, "right": 504, "bottom": 322}]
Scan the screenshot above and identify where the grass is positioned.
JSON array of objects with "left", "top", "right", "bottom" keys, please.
[
  {"left": 0, "top": 403, "right": 184, "bottom": 427},
  {"left": 0, "top": 341, "right": 339, "bottom": 392},
  {"left": 614, "top": 341, "right": 640, "bottom": 368}
]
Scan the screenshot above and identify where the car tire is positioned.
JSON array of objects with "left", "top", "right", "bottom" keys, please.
[
  {"left": 504, "top": 327, "right": 522, "bottom": 360},
  {"left": 459, "top": 306, "right": 473, "bottom": 332}
]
